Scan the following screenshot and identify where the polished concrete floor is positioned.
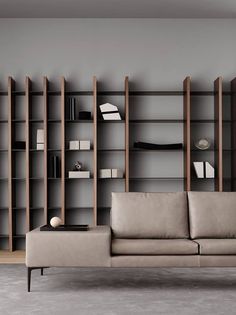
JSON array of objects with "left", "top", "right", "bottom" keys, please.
[{"left": 1, "top": 265, "right": 236, "bottom": 315}]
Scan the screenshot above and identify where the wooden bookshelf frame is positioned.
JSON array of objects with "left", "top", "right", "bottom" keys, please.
[
  {"left": 43, "top": 77, "right": 48, "bottom": 224},
  {"left": 8, "top": 77, "right": 14, "bottom": 252},
  {"left": 125, "top": 76, "right": 129, "bottom": 192},
  {"left": 93, "top": 76, "right": 98, "bottom": 225},
  {"left": 183, "top": 76, "right": 191, "bottom": 191},
  {"left": 214, "top": 77, "right": 223, "bottom": 192},
  {"left": 0, "top": 75, "right": 230, "bottom": 259},
  {"left": 25, "top": 77, "right": 31, "bottom": 231},
  {"left": 61, "top": 77, "right": 66, "bottom": 224},
  {"left": 231, "top": 78, "right": 236, "bottom": 191}
]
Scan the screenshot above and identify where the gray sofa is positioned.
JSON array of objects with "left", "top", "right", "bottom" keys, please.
[{"left": 26, "top": 191, "right": 236, "bottom": 291}]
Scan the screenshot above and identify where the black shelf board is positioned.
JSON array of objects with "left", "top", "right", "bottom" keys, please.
[
  {"left": 48, "top": 149, "right": 61, "bottom": 152},
  {"left": 48, "top": 119, "right": 61, "bottom": 123},
  {"left": 98, "top": 149, "right": 125, "bottom": 152},
  {"left": 98, "top": 120, "right": 125, "bottom": 123},
  {"left": 66, "top": 177, "right": 93, "bottom": 180},
  {"left": 13, "top": 235, "right": 25, "bottom": 238},
  {"left": 0, "top": 234, "right": 9, "bottom": 238},
  {"left": 66, "top": 119, "right": 93, "bottom": 123},
  {"left": 0, "top": 119, "right": 8, "bottom": 123},
  {"left": 66, "top": 149, "right": 92, "bottom": 152},
  {"left": 0, "top": 90, "right": 232, "bottom": 96},
  {"left": 12, "top": 149, "right": 25, "bottom": 152},
  {"left": 30, "top": 119, "right": 44, "bottom": 123},
  {"left": 66, "top": 207, "right": 93, "bottom": 210},
  {"left": 130, "top": 119, "right": 183, "bottom": 123},
  {"left": 129, "top": 177, "right": 184, "bottom": 180},
  {"left": 130, "top": 148, "right": 183, "bottom": 152},
  {"left": 12, "top": 119, "right": 25, "bottom": 123}
]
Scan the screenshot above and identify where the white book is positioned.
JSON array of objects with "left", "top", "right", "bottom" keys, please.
[
  {"left": 68, "top": 171, "right": 90, "bottom": 178},
  {"left": 102, "top": 113, "right": 121, "bottom": 120},
  {"left": 80, "top": 140, "right": 90, "bottom": 150},
  {"left": 37, "top": 143, "right": 44, "bottom": 150},
  {"left": 100, "top": 103, "right": 118, "bottom": 113},
  {"left": 193, "top": 162, "right": 204, "bottom": 178},
  {"left": 99, "top": 169, "right": 112, "bottom": 178},
  {"left": 112, "top": 169, "right": 123, "bottom": 178},
  {"left": 69, "top": 141, "right": 80, "bottom": 150},
  {"left": 205, "top": 162, "right": 215, "bottom": 178},
  {"left": 37, "top": 129, "right": 44, "bottom": 144}
]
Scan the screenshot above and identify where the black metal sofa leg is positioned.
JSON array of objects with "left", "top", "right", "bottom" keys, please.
[{"left": 28, "top": 267, "right": 48, "bottom": 292}]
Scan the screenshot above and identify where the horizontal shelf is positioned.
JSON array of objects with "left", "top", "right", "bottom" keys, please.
[
  {"left": 0, "top": 90, "right": 232, "bottom": 96},
  {"left": 0, "top": 235, "right": 9, "bottom": 238},
  {"left": 13, "top": 235, "right": 25, "bottom": 239}
]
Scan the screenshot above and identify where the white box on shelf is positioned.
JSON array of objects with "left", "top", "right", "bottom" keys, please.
[
  {"left": 68, "top": 171, "right": 90, "bottom": 178},
  {"left": 99, "top": 169, "right": 112, "bottom": 178},
  {"left": 193, "top": 162, "right": 204, "bottom": 178},
  {"left": 80, "top": 140, "right": 91, "bottom": 150},
  {"left": 112, "top": 169, "right": 123, "bottom": 178},
  {"left": 69, "top": 141, "right": 80, "bottom": 150},
  {"left": 205, "top": 162, "right": 215, "bottom": 178},
  {"left": 37, "top": 143, "right": 44, "bottom": 150},
  {"left": 37, "top": 129, "right": 44, "bottom": 144}
]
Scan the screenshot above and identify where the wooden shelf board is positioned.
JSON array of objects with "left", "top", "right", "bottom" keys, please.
[{"left": 0, "top": 250, "right": 25, "bottom": 264}]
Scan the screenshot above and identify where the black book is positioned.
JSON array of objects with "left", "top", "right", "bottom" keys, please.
[
  {"left": 51, "top": 156, "right": 60, "bottom": 178},
  {"left": 69, "top": 98, "right": 76, "bottom": 120}
]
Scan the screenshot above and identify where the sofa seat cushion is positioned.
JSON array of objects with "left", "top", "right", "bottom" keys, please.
[
  {"left": 112, "top": 239, "right": 198, "bottom": 255},
  {"left": 196, "top": 239, "right": 236, "bottom": 255},
  {"left": 188, "top": 192, "right": 236, "bottom": 239},
  {"left": 111, "top": 192, "right": 189, "bottom": 238}
]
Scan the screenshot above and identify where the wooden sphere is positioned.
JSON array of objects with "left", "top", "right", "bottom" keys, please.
[{"left": 50, "top": 216, "right": 62, "bottom": 228}]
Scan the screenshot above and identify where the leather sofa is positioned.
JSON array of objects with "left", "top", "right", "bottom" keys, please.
[{"left": 26, "top": 191, "right": 236, "bottom": 291}]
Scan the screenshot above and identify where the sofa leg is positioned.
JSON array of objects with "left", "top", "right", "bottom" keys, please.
[
  {"left": 41, "top": 268, "right": 43, "bottom": 276},
  {"left": 27, "top": 268, "right": 32, "bottom": 292}
]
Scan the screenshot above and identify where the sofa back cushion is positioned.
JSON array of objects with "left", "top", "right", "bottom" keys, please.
[
  {"left": 111, "top": 192, "right": 189, "bottom": 238},
  {"left": 188, "top": 192, "right": 236, "bottom": 239}
]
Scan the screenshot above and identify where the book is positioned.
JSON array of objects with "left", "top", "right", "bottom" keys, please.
[
  {"left": 68, "top": 171, "right": 90, "bottom": 178},
  {"left": 193, "top": 162, "right": 204, "bottom": 178},
  {"left": 205, "top": 162, "right": 215, "bottom": 178}
]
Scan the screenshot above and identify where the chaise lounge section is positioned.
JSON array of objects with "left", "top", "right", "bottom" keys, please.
[{"left": 26, "top": 191, "right": 236, "bottom": 291}]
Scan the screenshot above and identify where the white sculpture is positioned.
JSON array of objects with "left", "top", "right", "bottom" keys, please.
[{"left": 50, "top": 217, "right": 62, "bottom": 228}]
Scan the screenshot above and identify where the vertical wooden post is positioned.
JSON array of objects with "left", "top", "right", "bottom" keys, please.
[
  {"left": 8, "top": 77, "right": 14, "bottom": 251},
  {"left": 214, "top": 77, "right": 223, "bottom": 192},
  {"left": 43, "top": 77, "right": 48, "bottom": 224},
  {"left": 93, "top": 76, "right": 97, "bottom": 226},
  {"left": 25, "top": 77, "right": 31, "bottom": 231},
  {"left": 183, "top": 77, "right": 191, "bottom": 191},
  {"left": 61, "top": 77, "right": 65, "bottom": 223},
  {"left": 125, "top": 76, "right": 129, "bottom": 192},
  {"left": 231, "top": 78, "right": 236, "bottom": 191}
]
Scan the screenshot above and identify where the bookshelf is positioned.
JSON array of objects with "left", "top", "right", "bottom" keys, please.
[{"left": 0, "top": 75, "right": 232, "bottom": 260}]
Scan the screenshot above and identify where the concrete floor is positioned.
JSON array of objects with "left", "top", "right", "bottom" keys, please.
[{"left": 1, "top": 265, "right": 236, "bottom": 315}]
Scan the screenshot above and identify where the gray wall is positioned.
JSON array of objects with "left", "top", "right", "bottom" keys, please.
[{"left": 0, "top": 19, "right": 236, "bottom": 89}]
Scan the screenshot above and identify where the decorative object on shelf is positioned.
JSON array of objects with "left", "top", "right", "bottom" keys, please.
[
  {"left": 69, "top": 140, "right": 80, "bottom": 150},
  {"left": 194, "top": 138, "right": 211, "bottom": 150},
  {"left": 13, "top": 141, "right": 26, "bottom": 150},
  {"left": 40, "top": 224, "right": 89, "bottom": 231},
  {"left": 50, "top": 216, "right": 62, "bottom": 228},
  {"left": 68, "top": 171, "right": 90, "bottom": 178},
  {"left": 111, "top": 169, "right": 123, "bottom": 178},
  {"left": 51, "top": 156, "right": 60, "bottom": 178},
  {"left": 78, "top": 111, "right": 92, "bottom": 120},
  {"left": 193, "top": 161, "right": 215, "bottom": 178},
  {"left": 99, "top": 103, "right": 121, "bottom": 120},
  {"left": 99, "top": 168, "right": 123, "bottom": 178},
  {"left": 134, "top": 141, "right": 183, "bottom": 150},
  {"left": 205, "top": 162, "right": 215, "bottom": 178},
  {"left": 99, "top": 169, "right": 112, "bottom": 178},
  {"left": 74, "top": 160, "right": 83, "bottom": 171},
  {"left": 80, "top": 140, "right": 90, "bottom": 150},
  {"left": 68, "top": 97, "right": 76, "bottom": 120},
  {"left": 36, "top": 129, "right": 44, "bottom": 150},
  {"left": 193, "top": 162, "right": 204, "bottom": 178}
]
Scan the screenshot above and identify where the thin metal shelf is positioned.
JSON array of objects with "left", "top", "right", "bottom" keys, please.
[{"left": 66, "top": 119, "right": 93, "bottom": 123}]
